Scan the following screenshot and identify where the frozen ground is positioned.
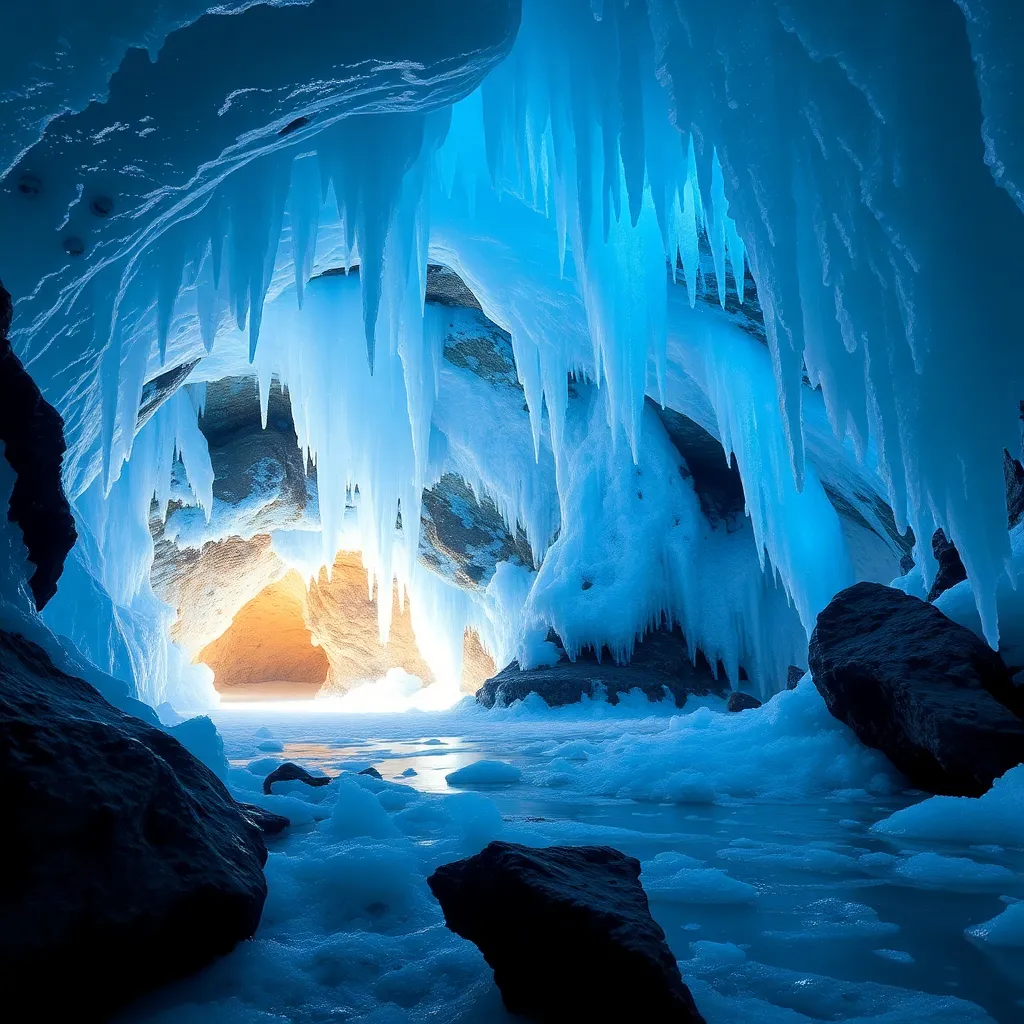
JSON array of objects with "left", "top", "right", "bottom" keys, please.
[{"left": 121, "top": 683, "right": 1024, "bottom": 1023}]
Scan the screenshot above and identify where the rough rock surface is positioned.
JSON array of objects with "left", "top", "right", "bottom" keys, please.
[
  {"left": 428, "top": 841, "right": 706, "bottom": 1023},
  {"left": 727, "top": 691, "right": 762, "bottom": 712},
  {"left": 200, "top": 569, "right": 329, "bottom": 698},
  {"left": 136, "top": 358, "right": 201, "bottom": 432},
  {"left": 0, "top": 628, "right": 267, "bottom": 1018},
  {"left": 305, "top": 550, "right": 437, "bottom": 689},
  {"left": 809, "top": 582, "right": 1024, "bottom": 796},
  {"left": 654, "top": 404, "right": 746, "bottom": 529},
  {"left": 787, "top": 665, "right": 806, "bottom": 689},
  {"left": 236, "top": 802, "right": 290, "bottom": 836},
  {"left": 926, "top": 529, "right": 968, "bottom": 603},
  {"left": 153, "top": 532, "right": 289, "bottom": 658},
  {"left": 263, "top": 761, "right": 332, "bottom": 795},
  {"left": 1005, "top": 448, "right": 1024, "bottom": 529},
  {"left": 478, "top": 626, "right": 728, "bottom": 709},
  {"left": 923, "top": 452, "right": 1024, "bottom": 603},
  {"left": 0, "top": 281, "right": 76, "bottom": 609},
  {"left": 420, "top": 473, "right": 534, "bottom": 589}
]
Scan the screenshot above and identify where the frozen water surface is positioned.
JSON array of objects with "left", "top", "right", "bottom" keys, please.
[{"left": 119, "top": 687, "right": 1024, "bottom": 1023}]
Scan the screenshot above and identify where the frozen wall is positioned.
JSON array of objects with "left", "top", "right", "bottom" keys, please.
[{"left": 1, "top": 0, "right": 1019, "bottom": 710}]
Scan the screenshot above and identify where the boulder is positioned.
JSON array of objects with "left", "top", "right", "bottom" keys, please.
[
  {"left": 0, "top": 281, "right": 76, "bottom": 610},
  {"left": 358, "top": 766, "right": 384, "bottom": 780},
  {"left": 0, "top": 628, "right": 267, "bottom": 1019},
  {"left": 236, "top": 802, "right": 291, "bottom": 836},
  {"left": 263, "top": 761, "right": 332, "bottom": 794},
  {"left": 477, "top": 627, "right": 728, "bottom": 709},
  {"left": 726, "top": 691, "right": 762, "bottom": 712},
  {"left": 808, "top": 582, "right": 1024, "bottom": 795},
  {"left": 428, "top": 841, "right": 706, "bottom": 1023}
]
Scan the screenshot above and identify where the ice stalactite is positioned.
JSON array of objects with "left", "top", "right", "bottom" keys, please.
[{"left": 6, "top": 0, "right": 1021, "bottom": 710}]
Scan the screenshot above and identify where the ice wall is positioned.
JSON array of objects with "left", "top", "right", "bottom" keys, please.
[{"left": 2, "top": 0, "right": 1020, "bottom": 708}]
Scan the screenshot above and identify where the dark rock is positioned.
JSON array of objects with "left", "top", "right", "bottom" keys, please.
[
  {"left": 1005, "top": 449, "right": 1024, "bottom": 529},
  {"left": 426, "top": 263, "right": 483, "bottom": 310},
  {"left": 808, "top": 582, "right": 1024, "bottom": 796},
  {"left": 263, "top": 761, "right": 333, "bottom": 794},
  {"left": 0, "top": 281, "right": 77, "bottom": 610},
  {"left": 419, "top": 473, "right": 534, "bottom": 589},
  {"left": 787, "top": 665, "right": 806, "bottom": 689},
  {"left": 477, "top": 626, "right": 728, "bottom": 709},
  {"left": 654, "top": 404, "right": 746, "bottom": 529},
  {"left": 919, "top": 454, "right": 1024, "bottom": 602},
  {"left": 428, "top": 842, "right": 705, "bottom": 1023},
  {"left": 236, "top": 802, "right": 291, "bottom": 836},
  {"left": 926, "top": 529, "right": 968, "bottom": 603},
  {"left": 358, "top": 766, "right": 383, "bottom": 780},
  {"left": 726, "top": 691, "right": 762, "bottom": 712},
  {"left": 136, "top": 358, "right": 202, "bottom": 432},
  {"left": 0, "top": 628, "right": 267, "bottom": 1019}
]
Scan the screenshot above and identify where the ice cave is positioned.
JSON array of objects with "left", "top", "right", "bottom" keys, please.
[{"left": 2, "top": 0, "right": 1024, "bottom": 1020}]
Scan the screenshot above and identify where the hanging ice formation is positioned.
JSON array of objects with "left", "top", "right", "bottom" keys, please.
[{"left": 3, "top": 0, "right": 1022, "bottom": 709}]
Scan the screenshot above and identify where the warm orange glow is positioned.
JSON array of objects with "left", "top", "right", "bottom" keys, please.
[{"left": 200, "top": 570, "right": 329, "bottom": 700}]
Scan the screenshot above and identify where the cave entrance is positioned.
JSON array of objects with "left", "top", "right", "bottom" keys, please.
[{"left": 199, "top": 570, "right": 328, "bottom": 702}]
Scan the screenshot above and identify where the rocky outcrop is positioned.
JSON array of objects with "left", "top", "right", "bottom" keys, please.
[
  {"left": 726, "top": 691, "right": 762, "bottom": 712},
  {"left": 153, "top": 532, "right": 288, "bottom": 658},
  {"left": 477, "top": 626, "right": 728, "bottom": 709},
  {"left": 0, "top": 281, "right": 76, "bottom": 609},
  {"left": 809, "top": 582, "right": 1024, "bottom": 796},
  {"left": 1005, "top": 447, "right": 1024, "bottom": 529},
  {"left": 655, "top": 404, "right": 746, "bottom": 529},
  {"left": 305, "top": 550, "right": 437, "bottom": 690},
  {"left": 237, "top": 802, "right": 290, "bottom": 836},
  {"left": 426, "top": 263, "right": 483, "bottom": 311},
  {"left": 420, "top": 473, "right": 534, "bottom": 589},
  {"left": 195, "top": 376, "right": 313, "bottom": 539},
  {"left": 200, "top": 570, "right": 329, "bottom": 698},
  {"left": 136, "top": 358, "right": 201, "bottom": 432},
  {"left": 926, "top": 529, "right": 968, "bottom": 603},
  {"left": 0, "top": 628, "right": 267, "bottom": 1019},
  {"left": 428, "top": 841, "right": 706, "bottom": 1023},
  {"left": 924, "top": 450, "right": 1024, "bottom": 603},
  {"left": 263, "top": 761, "right": 331, "bottom": 795}
]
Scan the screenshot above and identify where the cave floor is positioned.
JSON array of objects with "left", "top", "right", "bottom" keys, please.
[{"left": 123, "top": 689, "right": 1024, "bottom": 1023}]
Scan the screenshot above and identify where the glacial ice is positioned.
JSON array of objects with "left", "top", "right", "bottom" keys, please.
[{"left": 8, "top": 0, "right": 1018, "bottom": 712}]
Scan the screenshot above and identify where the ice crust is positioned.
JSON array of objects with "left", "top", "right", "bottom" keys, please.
[{"left": 117, "top": 695, "right": 1021, "bottom": 1023}]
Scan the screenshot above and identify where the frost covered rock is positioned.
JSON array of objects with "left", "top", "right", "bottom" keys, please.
[
  {"left": 419, "top": 473, "right": 534, "bottom": 589},
  {"left": 809, "top": 582, "right": 1024, "bottom": 796},
  {"left": 136, "top": 358, "right": 201, "bottom": 432},
  {"left": 0, "top": 281, "right": 76, "bottom": 610},
  {"left": 477, "top": 627, "right": 727, "bottom": 709},
  {"left": 0, "top": 628, "right": 267, "bottom": 1019},
  {"left": 428, "top": 841, "right": 706, "bottom": 1023}
]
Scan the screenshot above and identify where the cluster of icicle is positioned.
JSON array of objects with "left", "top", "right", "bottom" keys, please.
[{"left": 33, "top": 0, "right": 1024, "bottom": 705}]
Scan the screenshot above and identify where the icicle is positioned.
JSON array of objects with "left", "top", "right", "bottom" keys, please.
[{"left": 289, "top": 154, "right": 321, "bottom": 309}]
